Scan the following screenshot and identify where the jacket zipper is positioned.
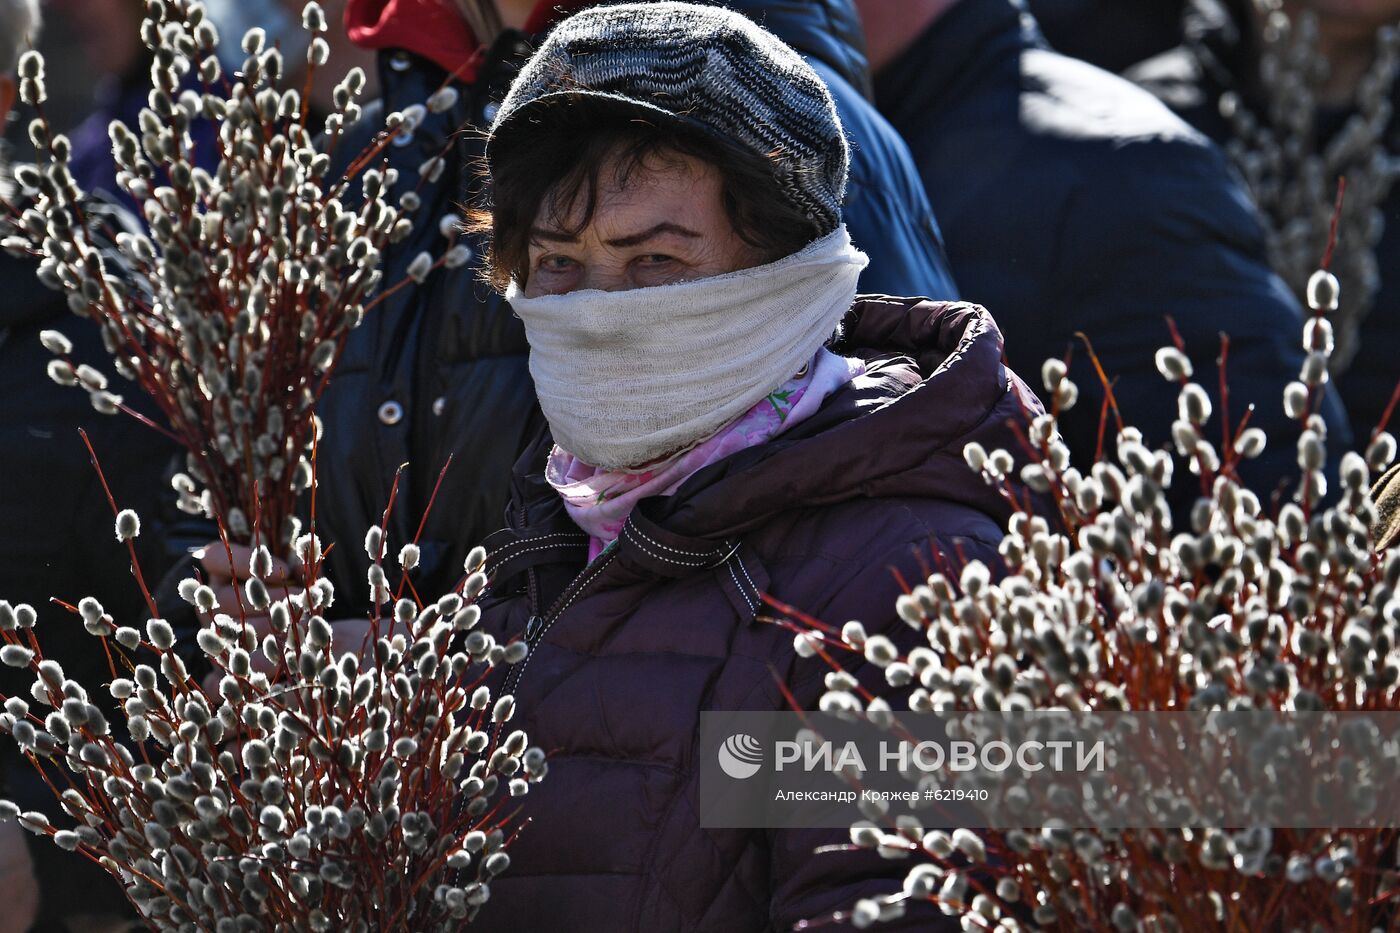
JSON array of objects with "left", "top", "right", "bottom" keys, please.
[
  {"left": 496, "top": 534, "right": 617, "bottom": 715},
  {"left": 515, "top": 500, "right": 543, "bottom": 623}
]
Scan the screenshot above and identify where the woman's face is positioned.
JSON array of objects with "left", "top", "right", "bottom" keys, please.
[{"left": 522, "top": 150, "right": 767, "bottom": 297}]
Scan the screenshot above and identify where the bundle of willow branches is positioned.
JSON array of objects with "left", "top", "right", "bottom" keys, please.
[
  {"left": 0, "top": 0, "right": 469, "bottom": 557},
  {"left": 778, "top": 234, "right": 1400, "bottom": 929},
  {"left": 0, "top": 2, "right": 535, "bottom": 928},
  {"left": 0, "top": 519, "right": 541, "bottom": 929}
]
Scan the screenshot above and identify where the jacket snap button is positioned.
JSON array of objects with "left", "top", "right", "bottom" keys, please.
[
  {"left": 482, "top": 101, "right": 499, "bottom": 122},
  {"left": 389, "top": 51, "right": 412, "bottom": 72},
  {"left": 432, "top": 396, "right": 446, "bottom": 416},
  {"left": 378, "top": 400, "right": 404, "bottom": 425}
]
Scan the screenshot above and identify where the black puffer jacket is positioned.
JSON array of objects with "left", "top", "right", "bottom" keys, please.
[
  {"left": 311, "top": 0, "right": 959, "bottom": 617},
  {"left": 1027, "top": 0, "right": 1185, "bottom": 74}
]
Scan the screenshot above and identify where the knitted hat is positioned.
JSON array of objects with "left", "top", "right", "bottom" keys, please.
[{"left": 485, "top": 1, "right": 848, "bottom": 235}]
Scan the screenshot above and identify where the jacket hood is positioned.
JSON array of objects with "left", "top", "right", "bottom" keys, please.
[
  {"left": 346, "top": 0, "right": 871, "bottom": 93},
  {"left": 346, "top": 0, "right": 478, "bottom": 77},
  {"left": 507, "top": 297, "right": 1046, "bottom": 550}
]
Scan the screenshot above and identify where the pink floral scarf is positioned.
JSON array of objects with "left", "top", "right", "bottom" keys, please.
[{"left": 546, "top": 349, "right": 866, "bottom": 561}]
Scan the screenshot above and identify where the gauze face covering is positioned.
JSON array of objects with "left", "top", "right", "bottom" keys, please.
[{"left": 505, "top": 225, "right": 869, "bottom": 470}]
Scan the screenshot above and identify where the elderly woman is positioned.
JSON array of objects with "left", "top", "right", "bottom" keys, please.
[{"left": 472, "top": 4, "right": 1039, "bottom": 930}]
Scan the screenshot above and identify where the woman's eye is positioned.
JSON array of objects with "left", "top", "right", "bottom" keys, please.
[
  {"left": 636, "top": 254, "right": 675, "bottom": 265},
  {"left": 538, "top": 255, "right": 577, "bottom": 272}
]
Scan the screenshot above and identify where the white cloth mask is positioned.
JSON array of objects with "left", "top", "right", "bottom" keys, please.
[{"left": 505, "top": 225, "right": 869, "bottom": 470}]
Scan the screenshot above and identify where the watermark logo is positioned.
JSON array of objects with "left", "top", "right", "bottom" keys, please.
[
  {"left": 702, "top": 711, "right": 1400, "bottom": 829},
  {"left": 718, "top": 733, "right": 764, "bottom": 779}
]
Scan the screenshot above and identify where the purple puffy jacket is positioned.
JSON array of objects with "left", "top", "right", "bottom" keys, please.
[{"left": 474, "top": 298, "right": 1043, "bottom": 931}]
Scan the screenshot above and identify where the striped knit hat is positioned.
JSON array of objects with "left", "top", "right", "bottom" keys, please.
[{"left": 485, "top": 1, "right": 848, "bottom": 234}]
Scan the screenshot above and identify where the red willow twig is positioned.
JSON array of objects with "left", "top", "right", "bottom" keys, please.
[
  {"left": 77, "top": 428, "right": 159, "bottom": 621},
  {"left": 1074, "top": 331, "right": 1125, "bottom": 437}
]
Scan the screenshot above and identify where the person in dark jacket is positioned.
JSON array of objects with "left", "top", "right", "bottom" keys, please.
[
  {"left": 465, "top": 5, "right": 1038, "bottom": 929},
  {"left": 0, "top": 2, "right": 179, "bottom": 928},
  {"left": 857, "top": 0, "right": 1350, "bottom": 512},
  {"left": 189, "top": 0, "right": 960, "bottom": 642},
  {"left": 1125, "top": 0, "right": 1400, "bottom": 447},
  {"left": 1026, "top": 0, "right": 1185, "bottom": 73}
]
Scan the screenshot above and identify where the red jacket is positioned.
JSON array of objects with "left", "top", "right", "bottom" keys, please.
[{"left": 346, "top": 0, "right": 583, "bottom": 78}]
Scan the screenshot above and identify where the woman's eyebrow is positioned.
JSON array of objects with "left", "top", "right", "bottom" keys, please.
[
  {"left": 528, "top": 222, "right": 703, "bottom": 247},
  {"left": 605, "top": 222, "right": 702, "bottom": 248}
]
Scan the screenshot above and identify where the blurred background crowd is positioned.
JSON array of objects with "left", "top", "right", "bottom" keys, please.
[{"left": 2, "top": 0, "right": 1399, "bottom": 929}]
